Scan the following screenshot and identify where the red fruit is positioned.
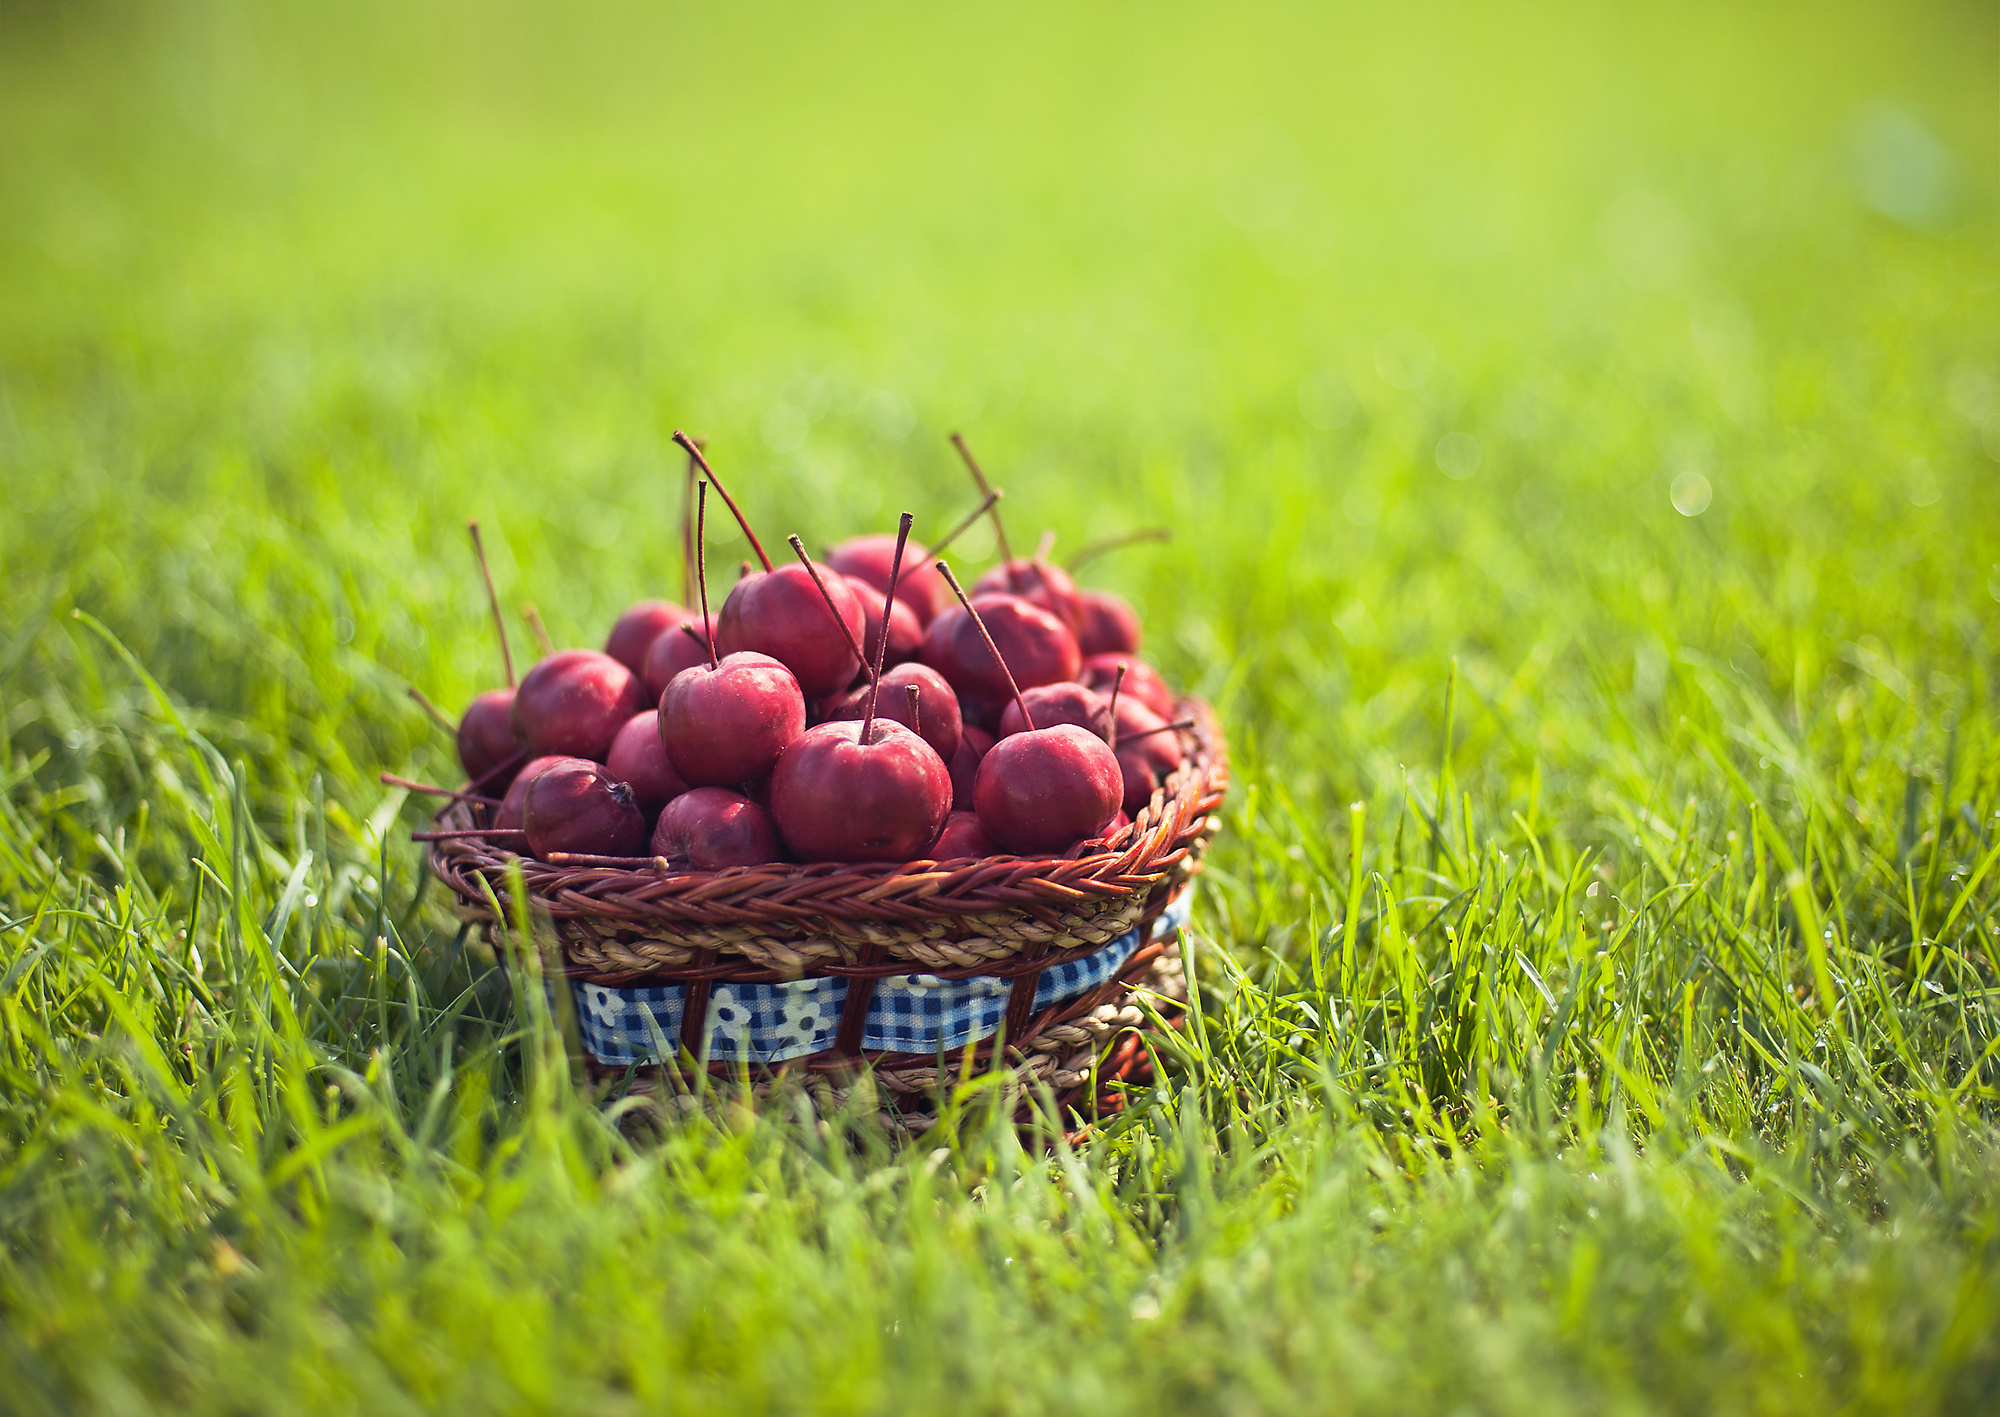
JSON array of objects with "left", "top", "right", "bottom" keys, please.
[
  {"left": 829, "top": 534, "right": 953, "bottom": 624},
  {"left": 930, "top": 811, "right": 995, "bottom": 859},
  {"left": 827, "top": 662, "right": 962, "bottom": 762},
  {"left": 524, "top": 759, "right": 649, "bottom": 859},
  {"left": 1116, "top": 749, "right": 1162, "bottom": 817},
  {"left": 652, "top": 787, "right": 786, "bottom": 869},
  {"left": 659, "top": 652, "right": 806, "bottom": 787},
  {"left": 974, "top": 558, "right": 1085, "bottom": 632},
  {"left": 641, "top": 617, "right": 716, "bottom": 702},
  {"left": 769, "top": 719, "right": 952, "bottom": 863},
  {"left": 604, "top": 600, "right": 690, "bottom": 675},
  {"left": 1079, "top": 654, "right": 1175, "bottom": 720},
  {"left": 604, "top": 710, "right": 690, "bottom": 812},
  {"left": 947, "top": 725, "right": 994, "bottom": 812},
  {"left": 715, "top": 565, "right": 865, "bottom": 699},
  {"left": 920, "top": 593, "right": 1080, "bottom": 709},
  {"left": 997, "top": 682, "right": 1107, "bottom": 740},
  {"left": 496, "top": 755, "right": 574, "bottom": 830},
  {"left": 847, "top": 573, "right": 924, "bottom": 668},
  {"left": 457, "top": 687, "right": 522, "bottom": 782},
  {"left": 511, "top": 650, "right": 647, "bottom": 761},
  {"left": 1076, "top": 589, "right": 1142, "bottom": 657},
  {"left": 1108, "top": 697, "right": 1183, "bottom": 778},
  {"left": 972, "top": 724, "right": 1121, "bottom": 855}
]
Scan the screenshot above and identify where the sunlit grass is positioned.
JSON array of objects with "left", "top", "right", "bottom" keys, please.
[{"left": 3, "top": 1, "right": 1999, "bottom": 1411}]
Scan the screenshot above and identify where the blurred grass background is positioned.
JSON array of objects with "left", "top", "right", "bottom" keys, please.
[{"left": 3, "top": 1, "right": 2000, "bottom": 1412}]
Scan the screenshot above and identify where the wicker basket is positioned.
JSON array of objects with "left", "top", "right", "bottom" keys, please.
[{"left": 424, "top": 699, "right": 1227, "bottom": 1128}]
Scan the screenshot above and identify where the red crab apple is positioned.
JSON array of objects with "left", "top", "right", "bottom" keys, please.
[
  {"left": 456, "top": 688, "right": 522, "bottom": 782},
  {"left": 973, "top": 558, "right": 1085, "bottom": 633},
  {"left": 604, "top": 599, "right": 690, "bottom": 676},
  {"left": 510, "top": 649, "right": 647, "bottom": 761},
  {"left": 947, "top": 724, "right": 993, "bottom": 812},
  {"left": 933, "top": 561, "right": 1121, "bottom": 855},
  {"left": 997, "top": 682, "right": 1107, "bottom": 740},
  {"left": 920, "top": 593, "right": 1080, "bottom": 711},
  {"left": 828, "top": 534, "right": 954, "bottom": 624},
  {"left": 1108, "top": 697, "right": 1184, "bottom": 778},
  {"left": 523, "top": 759, "right": 649, "bottom": 859},
  {"left": 604, "top": 710, "right": 689, "bottom": 813},
  {"left": 715, "top": 563, "right": 865, "bottom": 699},
  {"left": 652, "top": 787, "right": 787, "bottom": 869},
  {"left": 770, "top": 515, "right": 953, "bottom": 862},
  {"left": 660, "top": 652, "right": 805, "bottom": 787},
  {"left": 930, "top": 811, "right": 994, "bottom": 859},
  {"left": 495, "top": 754, "right": 570, "bottom": 830},
  {"left": 848, "top": 573, "right": 924, "bottom": 668},
  {"left": 641, "top": 616, "right": 716, "bottom": 701},
  {"left": 1079, "top": 654, "right": 1174, "bottom": 721},
  {"left": 1076, "top": 589, "right": 1142, "bottom": 657},
  {"left": 827, "top": 662, "right": 962, "bottom": 762}
]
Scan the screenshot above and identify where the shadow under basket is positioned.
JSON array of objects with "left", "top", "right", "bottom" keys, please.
[{"left": 425, "top": 700, "right": 1227, "bottom": 1131}]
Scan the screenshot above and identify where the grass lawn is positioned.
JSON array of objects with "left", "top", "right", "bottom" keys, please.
[{"left": 4, "top": 1, "right": 2000, "bottom": 1410}]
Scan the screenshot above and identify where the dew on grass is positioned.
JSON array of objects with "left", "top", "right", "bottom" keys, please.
[{"left": 1671, "top": 472, "right": 1713, "bottom": 516}]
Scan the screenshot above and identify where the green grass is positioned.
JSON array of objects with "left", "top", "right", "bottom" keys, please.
[{"left": 4, "top": 1, "right": 2000, "bottom": 1410}]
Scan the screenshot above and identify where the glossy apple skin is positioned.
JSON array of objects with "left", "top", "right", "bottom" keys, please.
[
  {"left": 930, "top": 811, "right": 995, "bottom": 860},
  {"left": 920, "top": 593, "right": 1081, "bottom": 711},
  {"left": 1076, "top": 589, "right": 1142, "bottom": 657},
  {"left": 659, "top": 652, "right": 806, "bottom": 787},
  {"left": 997, "top": 682, "right": 1107, "bottom": 740},
  {"left": 827, "top": 663, "right": 962, "bottom": 763},
  {"left": 510, "top": 650, "right": 648, "bottom": 761},
  {"left": 641, "top": 617, "right": 716, "bottom": 701},
  {"left": 1079, "top": 654, "right": 1175, "bottom": 721},
  {"left": 973, "top": 558, "right": 1085, "bottom": 632},
  {"left": 457, "top": 688, "right": 523, "bottom": 782},
  {"left": 769, "top": 720, "right": 952, "bottom": 863},
  {"left": 652, "top": 787, "right": 787, "bottom": 869},
  {"left": 1117, "top": 749, "right": 1162, "bottom": 817},
  {"left": 847, "top": 574, "right": 925, "bottom": 668},
  {"left": 947, "top": 725, "right": 994, "bottom": 812},
  {"left": 828, "top": 534, "right": 953, "bottom": 624},
  {"left": 605, "top": 600, "right": 690, "bottom": 675},
  {"left": 604, "top": 710, "right": 690, "bottom": 812},
  {"left": 524, "top": 759, "right": 650, "bottom": 859},
  {"left": 715, "top": 565, "right": 865, "bottom": 699},
  {"left": 495, "top": 754, "right": 575, "bottom": 830},
  {"left": 972, "top": 724, "right": 1122, "bottom": 855}
]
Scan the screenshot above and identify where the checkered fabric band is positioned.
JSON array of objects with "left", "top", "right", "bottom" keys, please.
[{"left": 573, "top": 890, "right": 1193, "bottom": 1067}]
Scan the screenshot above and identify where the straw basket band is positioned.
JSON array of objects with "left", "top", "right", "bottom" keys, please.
[{"left": 425, "top": 699, "right": 1227, "bottom": 975}]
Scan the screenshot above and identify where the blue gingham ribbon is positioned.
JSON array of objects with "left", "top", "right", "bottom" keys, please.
[{"left": 573, "top": 890, "right": 1192, "bottom": 1066}]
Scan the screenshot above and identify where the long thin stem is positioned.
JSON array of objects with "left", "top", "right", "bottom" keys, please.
[
  {"left": 379, "top": 773, "right": 501, "bottom": 806},
  {"left": 905, "top": 682, "right": 922, "bottom": 738},
  {"left": 949, "top": 432, "right": 1020, "bottom": 589},
  {"left": 1114, "top": 717, "right": 1196, "bottom": 746},
  {"left": 862, "top": 513, "right": 913, "bottom": 742},
  {"left": 675, "top": 430, "right": 773, "bottom": 571},
  {"left": 681, "top": 435, "right": 702, "bottom": 606},
  {"left": 786, "top": 536, "right": 866, "bottom": 665},
  {"left": 936, "top": 559, "right": 1034, "bottom": 731},
  {"left": 520, "top": 603, "right": 555, "bottom": 656},
  {"left": 468, "top": 520, "right": 516, "bottom": 686},
  {"left": 695, "top": 482, "right": 718, "bottom": 668},
  {"left": 1105, "top": 662, "right": 1128, "bottom": 750},
  {"left": 927, "top": 490, "right": 1000, "bottom": 560},
  {"left": 1067, "top": 526, "right": 1172, "bottom": 570},
  {"left": 406, "top": 686, "right": 456, "bottom": 734}
]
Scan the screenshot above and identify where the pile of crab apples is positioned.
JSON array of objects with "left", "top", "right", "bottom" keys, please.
[{"left": 452, "top": 433, "right": 1189, "bottom": 871}]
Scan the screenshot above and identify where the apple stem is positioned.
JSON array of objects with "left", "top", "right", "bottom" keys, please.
[
  {"left": 860, "top": 512, "right": 913, "bottom": 744},
  {"left": 786, "top": 535, "right": 868, "bottom": 668},
  {"left": 680, "top": 435, "right": 703, "bottom": 606},
  {"left": 379, "top": 772, "right": 502, "bottom": 806},
  {"left": 1035, "top": 530, "right": 1056, "bottom": 561},
  {"left": 674, "top": 430, "right": 774, "bottom": 572},
  {"left": 1105, "top": 662, "right": 1128, "bottom": 750},
  {"left": 948, "top": 432, "right": 1022, "bottom": 590},
  {"left": 406, "top": 686, "right": 456, "bottom": 735},
  {"left": 1066, "top": 526, "right": 1172, "bottom": 570},
  {"left": 468, "top": 520, "right": 516, "bottom": 687},
  {"left": 905, "top": 682, "right": 921, "bottom": 737},
  {"left": 520, "top": 602, "right": 555, "bottom": 656},
  {"left": 694, "top": 482, "right": 719, "bottom": 669},
  {"left": 1113, "top": 717, "right": 1195, "bottom": 746},
  {"left": 928, "top": 489, "right": 1000, "bottom": 560},
  {"left": 935, "top": 559, "right": 1036, "bottom": 731}
]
